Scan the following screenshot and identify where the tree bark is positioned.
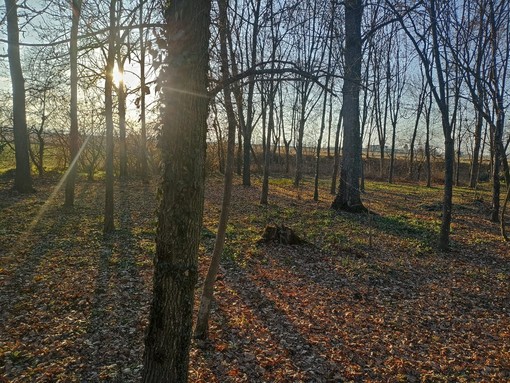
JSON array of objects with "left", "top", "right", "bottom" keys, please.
[
  {"left": 5, "top": 0, "right": 33, "bottom": 193},
  {"left": 103, "top": 0, "right": 117, "bottom": 234},
  {"left": 141, "top": 0, "right": 211, "bottom": 381},
  {"left": 331, "top": 0, "right": 365, "bottom": 212}
]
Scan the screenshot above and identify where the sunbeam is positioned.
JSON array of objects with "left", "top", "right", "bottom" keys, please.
[{"left": 27, "top": 135, "right": 91, "bottom": 233}]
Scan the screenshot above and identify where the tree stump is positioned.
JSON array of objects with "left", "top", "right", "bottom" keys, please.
[{"left": 258, "top": 224, "right": 304, "bottom": 245}]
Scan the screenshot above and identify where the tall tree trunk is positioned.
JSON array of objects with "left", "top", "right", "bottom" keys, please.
[
  {"left": 139, "top": 0, "right": 149, "bottom": 179},
  {"left": 331, "top": 0, "right": 365, "bottom": 212},
  {"left": 5, "top": 0, "right": 33, "bottom": 193},
  {"left": 64, "top": 0, "right": 82, "bottom": 206},
  {"left": 379, "top": 53, "right": 390, "bottom": 179},
  {"left": 116, "top": 1, "right": 127, "bottom": 179},
  {"left": 439, "top": 133, "right": 454, "bottom": 249},
  {"left": 118, "top": 68, "right": 128, "bottom": 179},
  {"left": 141, "top": 0, "right": 211, "bottom": 380},
  {"left": 409, "top": 82, "right": 425, "bottom": 180},
  {"left": 103, "top": 0, "right": 117, "bottom": 234},
  {"left": 491, "top": 121, "right": 503, "bottom": 222},
  {"left": 195, "top": 0, "right": 236, "bottom": 339},
  {"left": 261, "top": 85, "right": 275, "bottom": 205},
  {"left": 430, "top": 0, "right": 454, "bottom": 251},
  {"left": 327, "top": 86, "right": 334, "bottom": 158},
  {"left": 469, "top": 111, "right": 483, "bottom": 188},
  {"left": 455, "top": 119, "right": 462, "bottom": 187},
  {"left": 330, "top": 106, "right": 343, "bottom": 195},
  {"left": 294, "top": 89, "right": 307, "bottom": 187},
  {"left": 425, "top": 92, "right": 432, "bottom": 188},
  {"left": 314, "top": 88, "right": 327, "bottom": 201},
  {"left": 236, "top": 127, "right": 242, "bottom": 175},
  {"left": 242, "top": 0, "right": 261, "bottom": 187},
  {"left": 388, "top": 121, "right": 396, "bottom": 184},
  {"left": 226, "top": 29, "right": 244, "bottom": 177},
  {"left": 315, "top": 7, "right": 334, "bottom": 201}
]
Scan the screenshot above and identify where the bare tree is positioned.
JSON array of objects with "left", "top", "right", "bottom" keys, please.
[
  {"left": 453, "top": 0, "right": 510, "bottom": 221},
  {"left": 141, "top": 0, "right": 211, "bottom": 380},
  {"left": 389, "top": 0, "right": 459, "bottom": 249},
  {"left": 195, "top": 0, "right": 236, "bottom": 339},
  {"left": 314, "top": 0, "right": 336, "bottom": 201},
  {"left": 408, "top": 72, "right": 427, "bottom": 180},
  {"left": 4, "top": 0, "right": 33, "bottom": 193},
  {"left": 65, "top": 0, "right": 83, "bottom": 206},
  {"left": 387, "top": 26, "right": 408, "bottom": 184},
  {"left": 331, "top": 0, "right": 366, "bottom": 212}
]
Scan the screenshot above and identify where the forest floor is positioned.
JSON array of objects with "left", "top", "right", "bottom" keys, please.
[{"left": 0, "top": 172, "right": 509, "bottom": 383}]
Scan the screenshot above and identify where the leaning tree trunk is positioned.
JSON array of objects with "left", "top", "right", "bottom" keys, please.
[
  {"left": 331, "top": 0, "right": 365, "bottom": 212},
  {"left": 141, "top": 0, "right": 211, "bottom": 381},
  {"left": 195, "top": 0, "right": 235, "bottom": 339},
  {"left": 5, "top": 0, "right": 33, "bottom": 193}
]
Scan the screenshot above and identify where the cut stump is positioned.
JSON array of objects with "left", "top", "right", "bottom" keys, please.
[{"left": 258, "top": 224, "right": 305, "bottom": 245}]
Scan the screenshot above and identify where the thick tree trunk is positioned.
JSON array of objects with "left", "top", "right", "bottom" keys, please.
[
  {"left": 331, "top": 0, "right": 365, "bottom": 212},
  {"left": 141, "top": 0, "right": 211, "bottom": 381},
  {"left": 5, "top": 0, "right": 33, "bottom": 193},
  {"left": 103, "top": 0, "right": 117, "bottom": 234}
]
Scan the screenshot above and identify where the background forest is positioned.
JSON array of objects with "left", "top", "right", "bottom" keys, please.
[{"left": 1, "top": 0, "right": 509, "bottom": 382}]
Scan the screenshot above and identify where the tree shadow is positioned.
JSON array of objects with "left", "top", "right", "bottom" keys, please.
[
  {"left": 255, "top": 240, "right": 510, "bottom": 380},
  {"left": 207, "top": 261, "right": 346, "bottom": 382},
  {"left": 81, "top": 180, "right": 153, "bottom": 382}
]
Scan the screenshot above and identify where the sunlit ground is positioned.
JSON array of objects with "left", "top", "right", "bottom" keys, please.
[{"left": 0, "top": 174, "right": 508, "bottom": 382}]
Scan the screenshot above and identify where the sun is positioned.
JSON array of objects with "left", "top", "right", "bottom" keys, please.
[{"left": 112, "top": 64, "right": 124, "bottom": 86}]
